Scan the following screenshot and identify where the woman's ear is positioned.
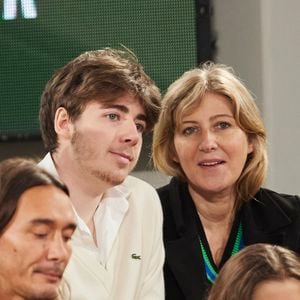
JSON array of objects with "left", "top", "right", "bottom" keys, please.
[
  {"left": 171, "top": 148, "right": 180, "bottom": 163},
  {"left": 247, "top": 135, "right": 255, "bottom": 154},
  {"left": 54, "top": 107, "right": 73, "bottom": 139}
]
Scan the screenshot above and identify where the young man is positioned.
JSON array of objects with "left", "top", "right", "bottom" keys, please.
[
  {"left": 38, "top": 48, "right": 164, "bottom": 299},
  {"left": 0, "top": 158, "right": 77, "bottom": 300}
]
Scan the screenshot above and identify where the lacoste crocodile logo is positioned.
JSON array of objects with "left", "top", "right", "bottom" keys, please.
[{"left": 131, "top": 253, "right": 141, "bottom": 260}]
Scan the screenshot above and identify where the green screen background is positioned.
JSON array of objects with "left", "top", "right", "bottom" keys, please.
[{"left": 0, "top": 1, "right": 197, "bottom": 140}]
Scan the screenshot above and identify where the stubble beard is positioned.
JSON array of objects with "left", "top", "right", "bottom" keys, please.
[
  {"left": 27, "top": 290, "right": 58, "bottom": 300},
  {"left": 71, "top": 130, "right": 136, "bottom": 187},
  {"left": 13, "top": 283, "right": 59, "bottom": 300},
  {"left": 90, "top": 169, "right": 127, "bottom": 186}
]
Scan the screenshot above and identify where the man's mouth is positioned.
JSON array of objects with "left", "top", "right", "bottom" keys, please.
[
  {"left": 110, "top": 151, "right": 133, "bottom": 162},
  {"left": 41, "top": 272, "right": 62, "bottom": 283},
  {"left": 33, "top": 267, "right": 63, "bottom": 283}
]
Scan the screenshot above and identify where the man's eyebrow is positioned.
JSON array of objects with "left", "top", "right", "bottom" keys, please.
[
  {"left": 101, "top": 103, "right": 129, "bottom": 113},
  {"left": 30, "top": 219, "right": 77, "bottom": 230},
  {"left": 30, "top": 219, "right": 54, "bottom": 226},
  {"left": 136, "top": 113, "right": 147, "bottom": 123},
  {"left": 101, "top": 104, "right": 147, "bottom": 122}
]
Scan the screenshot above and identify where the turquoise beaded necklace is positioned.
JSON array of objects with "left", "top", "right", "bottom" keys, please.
[{"left": 199, "top": 222, "right": 244, "bottom": 283}]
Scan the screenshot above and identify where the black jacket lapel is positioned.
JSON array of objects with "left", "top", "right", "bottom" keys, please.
[
  {"left": 166, "top": 234, "right": 208, "bottom": 299},
  {"left": 242, "top": 189, "right": 293, "bottom": 246},
  {"left": 159, "top": 178, "right": 208, "bottom": 299}
]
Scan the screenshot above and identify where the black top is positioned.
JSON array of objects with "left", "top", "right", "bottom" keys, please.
[{"left": 157, "top": 177, "right": 300, "bottom": 300}]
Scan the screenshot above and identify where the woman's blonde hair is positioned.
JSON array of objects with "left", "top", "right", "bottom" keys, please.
[
  {"left": 152, "top": 62, "right": 267, "bottom": 205},
  {"left": 207, "top": 244, "right": 300, "bottom": 300}
]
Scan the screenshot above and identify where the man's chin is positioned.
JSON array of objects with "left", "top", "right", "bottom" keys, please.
[
  {"left": 31, "top": 274, "right": 61, "bottom": 294},
  {"left": 91, "top": 170, "right": 129, "bottom": 186},
  {"left": 21, "top": 286, "right": 59, "bottom": 300},
  {"left": 106, "top": 175, "right": 127, "bottom": 187}
]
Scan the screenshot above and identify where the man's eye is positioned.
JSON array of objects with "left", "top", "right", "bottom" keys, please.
[
  {"left": 34, "top": 233, "right": 48, "bottom": 239},
  {"left": 183, "top": 127, "right": 197, "bottom": 136},
  {"left": 136, "top": 123, "right": 145, "bottom": 133},
  {"left": 62, "top": 235, "right": 73, "bottom": 243},
  {"left": 106, "top": 113, "right": 119, "bottom": 121},
  {"left": 216, "top": 122, "right": 231, "bottom": 129}
]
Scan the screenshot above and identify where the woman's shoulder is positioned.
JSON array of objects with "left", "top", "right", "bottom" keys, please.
[
  {"left": 244, "top": 188, "right": 300, "bottom": 250},
  {"left": 157, "top": 183, "right": 172, "bottom": 201},
  {"left": 252, "top": 188, "right": 300, "bottom": 214},
  {"left": 157, "top": 177, "right": 185, "bottom": 195},
  {"left": 156, "top": 177, "right": 190, "bottom": 212}
]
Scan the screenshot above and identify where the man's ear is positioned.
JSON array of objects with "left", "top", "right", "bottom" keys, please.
[{"left": 54, "top": 107, "right": 73, "bottom": 139}]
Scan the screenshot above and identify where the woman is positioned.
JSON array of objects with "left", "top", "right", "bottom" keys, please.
[
  {"left": 152, "top": 62, "right": 300, "bottom": 300},
  {"left": 207, "top": 243, "right": 300, "bottom": 300}
]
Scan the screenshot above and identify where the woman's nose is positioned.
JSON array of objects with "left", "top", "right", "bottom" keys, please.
[{"left": 198, "top": 130, "right": 218, "bottom": 152}]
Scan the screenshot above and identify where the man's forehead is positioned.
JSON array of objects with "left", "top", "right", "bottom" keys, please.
[
  {"left": 15, "top": 186, "right": 74, "bottom": 222},
  {"left": 92, "top": 93, "right": 145, "bottom": 110}
]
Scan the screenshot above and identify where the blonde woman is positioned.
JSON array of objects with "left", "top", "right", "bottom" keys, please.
[{"left": 152, "top": 62, "right": 300, "bottom": 300}]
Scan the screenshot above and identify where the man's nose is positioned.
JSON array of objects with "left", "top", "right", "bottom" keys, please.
[
  {"left": 47, "top": 235, "right": 71, "bottom": 262},
  {"left": 119, "top": 120, "right": 140, "bottom": 145}
]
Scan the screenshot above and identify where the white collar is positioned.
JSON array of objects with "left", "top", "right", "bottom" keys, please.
[{"left": 39, "top": 153, "right": 130, "bottom": 265}]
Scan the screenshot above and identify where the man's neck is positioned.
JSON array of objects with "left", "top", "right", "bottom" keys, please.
[{"left": 52, "top": 151, "right": 108, "bottom": 225}]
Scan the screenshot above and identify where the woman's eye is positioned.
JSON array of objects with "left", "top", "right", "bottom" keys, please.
[
  {"left": 183, "top": 127, "right": 197, "bottom": 135},
  {"left": 216, "top": 122, "right": 231, "bottom": 129},
  {"left": 106, "top": 113, "right": 119, "bottom": 121}
]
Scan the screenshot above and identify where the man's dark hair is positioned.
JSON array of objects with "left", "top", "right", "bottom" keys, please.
[
  {"left": 0, "top": 157, "right": 69, "bottom": 234},
  {"left": 39, "top": 48, "right": 161, "bottom": 153}
]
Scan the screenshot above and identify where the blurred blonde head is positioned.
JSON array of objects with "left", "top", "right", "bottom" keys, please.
[{"left": 207, "top": 243, "right": 300, "bottom": 300}]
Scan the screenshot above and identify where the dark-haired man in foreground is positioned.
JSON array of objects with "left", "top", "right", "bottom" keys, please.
[{"left": 0, "top": 158, "right": 76, "bottom": 300}]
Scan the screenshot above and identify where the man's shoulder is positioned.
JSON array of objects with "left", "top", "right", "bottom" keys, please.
[
  {"left": 123, "top": 175, "right": 161, "bottom": 208},
  {"left": 124, "top": 175, "right": 156, "bottom": 191},
  {"left": 38, "top": 153, "right": 60, "bottom": 179}
]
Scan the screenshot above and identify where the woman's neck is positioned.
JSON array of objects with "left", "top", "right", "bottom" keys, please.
[
  {"left": 188, "top": 185, "right": 236, "bottom": 266},
  {"left": 189, "top": 186, "right": 235, "bottom": 226}
]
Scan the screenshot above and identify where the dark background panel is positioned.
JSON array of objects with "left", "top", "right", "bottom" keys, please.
[
  {"left": 0, "top": 0, "right": 198, "bottom": 138},
  {"left": 0, "top": 0, "right": 213, "bottom": 169}
]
